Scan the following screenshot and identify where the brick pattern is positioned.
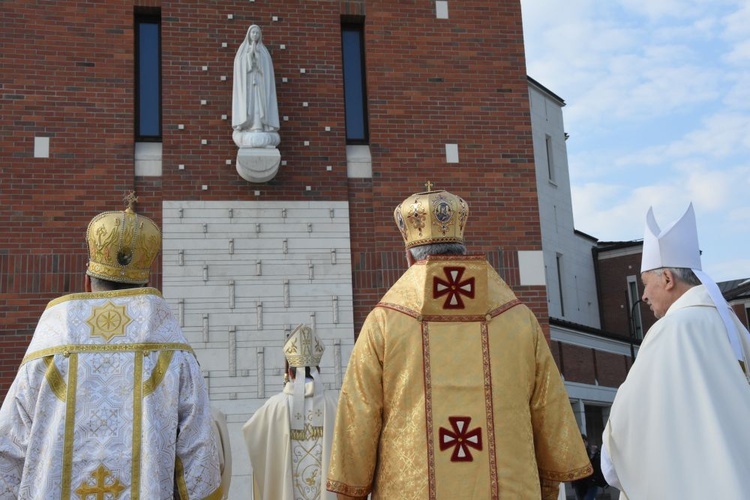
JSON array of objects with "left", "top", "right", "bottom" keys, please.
[
  {"left": 554, "top": 341, "right": 630, "bottom": 388},
  {"left": 597, "top": 252, "right": 656, "bottom": 336},
  {"left": 1, "top": 1, "right": 547, "bottom": 390}
]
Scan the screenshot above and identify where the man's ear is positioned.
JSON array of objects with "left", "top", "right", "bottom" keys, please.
[{"left": 663, "top": 269, "right": 675, "bottom": 290}]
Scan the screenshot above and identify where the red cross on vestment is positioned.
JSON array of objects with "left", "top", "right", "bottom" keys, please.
[{"left": 433, "top": 266, "right": 475, "bottom": 309}]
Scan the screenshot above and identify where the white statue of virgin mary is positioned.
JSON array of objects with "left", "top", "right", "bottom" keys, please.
[{"left": 232, "top": 25, "right": 280, "bottom": 148}]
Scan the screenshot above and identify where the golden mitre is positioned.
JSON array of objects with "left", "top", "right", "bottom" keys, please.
[
  {"left": 284, "top": 324, "right": 326, "bottom": 368},
  {"left": 85, "top": 193, "right": 161, "bottom": 285},
  {"left": 394, "top": 187, "right": 469, "bottom": 249}
]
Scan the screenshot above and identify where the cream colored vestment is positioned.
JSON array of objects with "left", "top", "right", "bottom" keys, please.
[{"left": 603, "top": 285, "right": 750, "bottom": 499}]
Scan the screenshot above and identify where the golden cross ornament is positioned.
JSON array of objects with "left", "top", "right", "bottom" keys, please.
[
  {"left": 123, "top": 191, "right": 138, "bottom": 212},
  {"left": 74, "top": 465, "right": 126, "bottom": 500}
]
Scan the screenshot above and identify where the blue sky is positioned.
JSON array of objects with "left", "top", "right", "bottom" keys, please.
[{"left": 521, "top": 0, "right": 750, "bottom": 282}]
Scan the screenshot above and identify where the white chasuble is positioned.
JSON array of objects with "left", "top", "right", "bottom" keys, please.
[
  {"left": 0, "top": 288, "right": 222, "bottom": 499},
  {"left": 243, "top": 381, "right": 339, "bottom": 500},
  {"left": 603, "top": 285, "right": 750, "bottom": 499}
]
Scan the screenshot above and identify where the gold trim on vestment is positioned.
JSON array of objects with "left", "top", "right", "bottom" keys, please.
[
  {"left": 421, "top": 321, "right": 437, "bottom": 499},
  {"left": 480, "top": 322, "right": 499, "bottom": 498},
  {"left": 143, "top": 350, "right": 174, "bottom": 397},
  {"left": 290, "top": 424, "right": 324, "bottom": 441},
  {"left": 43, "top": 356, "right": 67, "bottom": 402},
  {"left": 46, "top": 287, "right": 163, "bottom": 310},
  {"left": 487, "top": 299, "right": 522, "bottom": 317},
  {"left": 61, "top": 353, "right": 78, "bottom": 499},
  {"left": 202, "top": 486, "right": 224, "bottom": 500},
  {"left": 22, "top": 343, "right": 193, "bottom": 366},
  {"left": 325, "top": 479, "right": 369, "bottom": 498},
  {"left": 131, "top": 351, "right": 144, "bottom": 499},
  {"left": 419, "top": 314, "right": 516, "bottom": 499},
  {"left": 377, "top": 298, "right": 522, "bottom": 323},
  {"left": 541, "top": 462, "right": 594, "bottom": 482},
  {"left": 175, "top": 456, "right": 189, "bottom": 499}
]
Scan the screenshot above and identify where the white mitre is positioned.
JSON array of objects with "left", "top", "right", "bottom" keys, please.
[
  {"left": 641, "top": 203, "right": 701, "bottom": 272},
  {"left": 283, "top": 324, "right": 326, "bottom": 435},
  {"left": 641, "top": 203, "right": 749, "bottom": 363}
]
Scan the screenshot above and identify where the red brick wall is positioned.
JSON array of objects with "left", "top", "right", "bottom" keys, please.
[
  {"left": 1, "top": 2, "right": 140, "bottom": 390},
  {"left": 553, "top": 341, "right": 630, "bottom": 388},
  {"left": 349, "top": 0, "right": 546, "bottom": 332},
  {"left": 1, "top": 0, "right": 546, "bottom": 393},
  {"left": 597, "top": 251, "right": 656, "bottom": 336},
  {"left": 731, "top": 303, "right": 749, "bottom": 329}
]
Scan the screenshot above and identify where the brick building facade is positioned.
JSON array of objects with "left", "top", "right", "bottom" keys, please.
[
  {"left": 1, "top": 0, "right": 545, "bottom": 388},
  {"left": 2, "top": 1, "right": 550, "bottom": 494}
]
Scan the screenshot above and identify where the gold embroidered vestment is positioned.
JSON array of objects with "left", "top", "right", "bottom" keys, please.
[{"left": 327, "top": 256, "right": 591, "bottom": 499}]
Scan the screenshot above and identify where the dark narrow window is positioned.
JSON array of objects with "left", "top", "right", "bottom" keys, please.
[
  {"left": 628, "top": 276, "right": 643, "bottom": 339},
  {"left": 341, "top": 23, "right": 368, "bottom": 143},
  {"left": 556, "top": 253, "right": 565, "bottom": 316},
  {"left": 135, "top": 10, "right": 161, "bottom": 140},
  {"left": 545, "top": 134, "right": 556, "bottom": 182}
]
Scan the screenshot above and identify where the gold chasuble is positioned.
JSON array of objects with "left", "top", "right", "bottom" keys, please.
[{"left": 327, "top": 256, "right": 591, "bottom": 499}]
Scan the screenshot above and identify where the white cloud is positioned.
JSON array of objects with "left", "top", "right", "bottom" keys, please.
[
  {"left": 522, "top": 0, "right": 750, "bottom": 281},
  {"left": 723, "top": 72, "right": 750, "bottom": 110},
  {"left": 724, "top": 39, "right": 750, "bottom": 65},
  {"left": 722, "top": 2, "right": 750, "bottom": 40}
]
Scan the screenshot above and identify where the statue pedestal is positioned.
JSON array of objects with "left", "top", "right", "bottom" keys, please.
[
  {"left": 236, "top": 147, "right": 281, "bottom": 183},
  {"left": 233, "top": 130, "right": 280, "bottom": 148}
]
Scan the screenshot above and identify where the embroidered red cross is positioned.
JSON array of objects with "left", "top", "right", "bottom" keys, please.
[
  {"left": 439, "top": 416, "right": 482, "bottom": 462},
  {"left": 433, "top": 266, "right": 475, "bottom": 309}
]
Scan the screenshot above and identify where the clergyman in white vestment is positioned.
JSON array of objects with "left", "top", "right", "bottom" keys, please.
[
  {"left": 0, "top": 195, "right": 222, "bottom": 498},
  {"left": 602, "top": 204, "right": 750, "bottom": 499},
  {"left": 243, "top": 324, "right": 339, "bottom": 500}
]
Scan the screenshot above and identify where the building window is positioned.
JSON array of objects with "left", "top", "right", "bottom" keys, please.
[
  {"left": 545, "top": 134, "right": 556, "bottom": 183},
  {"left": 135, "top": 10, "right": 161, "bottom": 140},
  {"left": 627, "top": 275, "right": 643, "bottom": 339},
  {"left": 341, "top": 22, "right": 369, "bottom": 144},
  {"left": 584, "top": 405, "right": 605, "bottom": 450},
  {"left": 556, "top": 253, "right": 565, "bottom": 316}
]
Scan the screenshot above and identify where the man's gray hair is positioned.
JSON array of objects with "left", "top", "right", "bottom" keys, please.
[
  {"left": 650, "top": 267, "right": 701, "bottom": 287},
  {"left": 409, "top": 242, "right": 467, "bottom": 261},
  {"left": 89, "top": 275, "right": 142, "bottom": 292}
]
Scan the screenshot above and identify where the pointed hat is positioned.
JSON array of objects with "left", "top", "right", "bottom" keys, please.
[
  {"left": 641, "top": 203, "right": 750, "bottom": 367},
  {"left": 641, "top": 203, "right": 701, "bottom": 273},
  {"left": 283, "top": 324, "right": 327, "bottom": 437}
]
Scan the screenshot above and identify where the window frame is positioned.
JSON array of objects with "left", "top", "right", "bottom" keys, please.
[
  {"left": 545, "top": 134, "right": 556, "bottom": 184},
  {"left": 341, "top": 21, "right": 369, "bottom": 145},
  {"left": 627, "top": 275, "right": 643, "bottom": 339},
  {"left": 135, "top": 10, "right": 162, "bottom": 141},
  {"left": 556, "top": 252, "right": 565, "bottom": 317}
]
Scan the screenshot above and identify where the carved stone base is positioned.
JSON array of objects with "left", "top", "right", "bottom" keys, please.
[
  {"left": 232, "top": 130, "right": 280, "bottom": 148},
  {"left": 236, "top": 147, "right": 281, "bottom": 183}
]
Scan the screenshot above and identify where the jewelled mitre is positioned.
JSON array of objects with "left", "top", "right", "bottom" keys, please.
[
  {"left": 394, "top": 188, "right": 469, "bottom": 248},
  {"left": 284, "top": 323, "right": 325, "bottom": 368},
  {"left": 641, "top": 203, "right": 701, "bottom": 273},
  {"left": 86, "top": 193, "right": 161, "bottom": 285},
  {"left": 284, "top": 324, "right": 327, "bottom": 436}
]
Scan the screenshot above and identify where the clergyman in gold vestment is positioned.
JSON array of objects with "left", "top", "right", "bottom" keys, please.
[{"left": 326, "top": 188, "right": 591, "bottom": 499}]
